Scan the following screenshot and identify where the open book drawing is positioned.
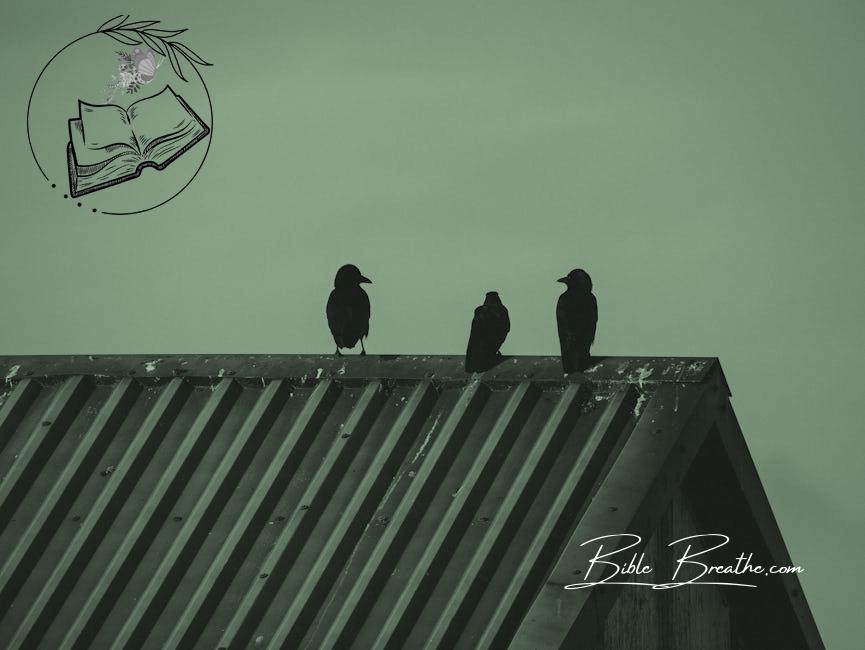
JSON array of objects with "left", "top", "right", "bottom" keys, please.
[{"left": 67, "top": 85, "right": 210, "bottom": 197}]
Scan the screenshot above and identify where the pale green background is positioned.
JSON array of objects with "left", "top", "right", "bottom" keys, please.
[{"left": 1, "top": 1, "right": 863, "bottom": 646}]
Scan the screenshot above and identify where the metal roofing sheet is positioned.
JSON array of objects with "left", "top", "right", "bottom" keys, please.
[{"left": 0, "top": 355, "right": 814, "bottom": 649}]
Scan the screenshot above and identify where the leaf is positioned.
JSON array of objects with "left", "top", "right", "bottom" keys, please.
[
  {"left": 139, "top": 32, "right": 166, "bottom": 56},
  {"left": 102, "top": 30, "right": 142, "bottom": 46},
  {"left": 143, "top": 28, "right": 188, "bottom": 38},
  {"left": 122, "top": 20, "right": 159, "bottom": 30},
  {"left": 169, "top": 41, "right": 212, "bottom": 66},
  {"left": 115, "top": 28, "right": 146, "bottom": 37},
  {"left": 166, "top": 44, "right": 187, "bottom": 82},
  {"left": 98, "top": 15, "right": 128, "bottom": 32}
]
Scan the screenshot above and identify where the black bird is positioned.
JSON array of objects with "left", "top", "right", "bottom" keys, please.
[
  {"left": 327, "top": 264, "right": 372, "bottom": 356},
  {"left": 466, "top": 291, "right": 510, "bottom": 373},
  {"left": 556, "top": 269, "right": 597, "bottom": 373}
]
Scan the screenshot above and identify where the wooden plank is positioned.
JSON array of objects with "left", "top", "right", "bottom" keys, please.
[
  {"left": 7, "top": 378, "right": 189, "bottom": 649},
  {"left": 162, "top": 379, "right": 338, "bottom": 650},
  {"left": 110, "top": 379, "right": 289, "bottom": 649},
  {"left": 0, "top": 355, "right": 721, "bottom": 386},
  {"left": 712, "top": 405, "right": 825, "bottom": 650},
  {"left": 423, "top": 383, "right": 584, "bottom": 650},
  {"left": 318, "top": 379, "right": 488, "bottom": 650},
  {"left": 508, "top": 382, "right": 719, "bottom": 650},
  {"left": 659, "top": 493, "right": 733, "bottom": 650}
]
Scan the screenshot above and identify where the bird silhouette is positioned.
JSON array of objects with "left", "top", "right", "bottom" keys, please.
[
  {"left": 327, "top": 264, "right": 372, "bottom": 356},
  {"left": 465, "top": 291, "right": 510, "bottom": 373},
  {"left": 556, "top": 269, "right": 597, "bottom": 373}
]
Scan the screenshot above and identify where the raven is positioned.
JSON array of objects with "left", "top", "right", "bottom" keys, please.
[
  {"left": 327, "top": 264, "right": 372, "bottom": 356},
  {"left": 465, "top": 291, "right": 510, "bottom": 373},
  {"left": 556, "top": 269, "right": 597, "bottom": 373}
]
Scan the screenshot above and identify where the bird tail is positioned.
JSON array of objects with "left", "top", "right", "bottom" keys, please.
[
  {"left": 561, "top": 350, "right": 591, "bottom": 374},
  {"left": 577, "top": 352, "right": 592, "bottom": 371},
  {"left": 466, "top": 349, "right": 496, "bottom": 373}
]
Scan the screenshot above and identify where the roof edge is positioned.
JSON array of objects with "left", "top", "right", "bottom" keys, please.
[{"left": 1, "top": 355, "right": 723, "bottom": 386}]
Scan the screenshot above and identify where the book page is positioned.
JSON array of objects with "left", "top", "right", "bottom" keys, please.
[
  {"left": 78, "top": 101, "right": 138, "bottom": 152},
  {"left": 143, "top": 119, "right": 207, "bottom": 167},
  {"left": 69, "top": 119, "right": 141, "bottom": 193},
  {"left": 128, "top": 86, "right": 198, "bottom": 153},
  {"left": 69, "top": 119, "right": 139, "bottom": 168},
  {"left": 72, "top": 153, "right": 145, "bottom": 194}
]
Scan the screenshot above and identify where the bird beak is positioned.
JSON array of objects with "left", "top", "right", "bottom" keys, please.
[
  {"left": 557, "top": 277, "right": 567, "bottom": 284},
  {"left": 360, "top": 275, "right": 372, "bottom": 284}
]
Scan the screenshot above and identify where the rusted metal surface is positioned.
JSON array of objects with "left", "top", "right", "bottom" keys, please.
[
  {"left": 0, "top": 356, "right": 817, "bottom": 649},
  {"left": 0, "top": 354, "right": 724, "bottom": 387}
]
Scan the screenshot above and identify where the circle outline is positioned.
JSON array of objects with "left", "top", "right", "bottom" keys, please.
[{"left": 26, "top": 30, "right": 213, "bottom": 215}]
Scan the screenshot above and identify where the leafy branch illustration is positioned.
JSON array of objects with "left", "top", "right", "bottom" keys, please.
[{"left": 97, "top": 15, "right": 211, "bottom": 82}]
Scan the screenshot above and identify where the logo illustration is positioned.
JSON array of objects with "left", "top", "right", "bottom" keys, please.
[{"left": 27, "top": 15, "right": 214, "bottom": 215}]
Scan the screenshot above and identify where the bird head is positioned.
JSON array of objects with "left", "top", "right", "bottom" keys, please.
[
  {"left": 484, "top": 291, "right": 502, "bottom": 305},
  {"left": 334, "top": 264, "right": 372, "bottom": 288},
  {"left": 557, "top": 268, "right": 592, "bottom": 292}
]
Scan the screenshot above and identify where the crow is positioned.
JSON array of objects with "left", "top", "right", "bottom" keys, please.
[
  {"left": 465, "top": 291, "right": 510, "bottom": 373},
  {"left": 327, "top": 264, "right": 372, "bottom": 356},
  {"left": 556, "top": 269, "right": 597, "bottom": 373}
]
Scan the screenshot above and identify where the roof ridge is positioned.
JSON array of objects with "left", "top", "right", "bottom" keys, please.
[{"left": 1, "top": 355, "right": 722, "bottom": 386}]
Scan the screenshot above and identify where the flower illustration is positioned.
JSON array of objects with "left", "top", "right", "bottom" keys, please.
[{"left": 105, "top": 48, "right": 162, "bottom": 102}]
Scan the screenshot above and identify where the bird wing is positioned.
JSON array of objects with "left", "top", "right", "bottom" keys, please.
[
  {"left": 492, "top": 304, "right": 510, "bottom": 350},
  {"left": 327, "top": 284, "right": 371, "bottom": 349},
  {"left": 357, "top": 288, "right": 370, "bottom": 338},
  {"left": 327, "top": 290, "right": 349, "bottom": 346},
  {"left": 467, "top": 306, "right": 489, "bottom": 353},
  {"left": 588, "top": 293, "right": 598, "bottom": 346},
  {"left": 556, "top": 295, "right": 577, "bottom": 355},
  {"left": 466, "top": 305, "right": 494, "bottom": 371}
]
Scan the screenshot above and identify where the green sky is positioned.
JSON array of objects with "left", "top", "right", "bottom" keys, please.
[{"left": 2, "top": 1, "right": 863, "bottom": 645}]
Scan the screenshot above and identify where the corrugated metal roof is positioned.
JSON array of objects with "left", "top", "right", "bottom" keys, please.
[{"left": 0, "top": 355, "right": 821, "bottom": 649}]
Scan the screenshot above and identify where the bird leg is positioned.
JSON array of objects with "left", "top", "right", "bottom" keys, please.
[
  {"left": 360, "top": 339, "right": 367, "bottom": 356},
  {"left": 334, "top": 347, "right": 342, "bottom": 356}
]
